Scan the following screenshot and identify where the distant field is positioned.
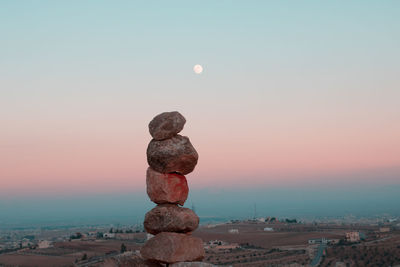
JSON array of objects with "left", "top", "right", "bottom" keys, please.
[
  {"left": 193, "top": 222, "right": 346, "bottom": 248},
  {"left": 54, "top": 239, "right": 142, "bottom": 253},
  {"left": 0, "top": 253, "right": 74, "bottom": 267},
  {"left": 0, "top": 238, "right": 144, "bottom": 267}
]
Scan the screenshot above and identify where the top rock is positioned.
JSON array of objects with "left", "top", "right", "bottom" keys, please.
[{"left": 149, "top": 111, "right": 186, "bottom": 140}]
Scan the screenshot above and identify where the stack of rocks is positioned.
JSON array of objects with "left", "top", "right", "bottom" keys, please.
[{"left": 141, "top": 111, "right": 205, "bottom": 265}]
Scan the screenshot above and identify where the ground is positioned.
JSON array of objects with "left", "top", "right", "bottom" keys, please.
[{"left": 1, "top": 222, "right": 399, "bottom": 266}]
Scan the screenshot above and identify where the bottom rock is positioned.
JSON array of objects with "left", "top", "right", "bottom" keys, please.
[
  {"left": 99, "top": 252, "right": 162, "bottom": 267},
  {"left": 140, "top": 232, "right": 205, "bottom": 263},
  {"left": 170, "top": 262, "right": 217, "bottom": 267}
]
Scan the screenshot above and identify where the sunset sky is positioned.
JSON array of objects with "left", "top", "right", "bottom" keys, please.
[{"left": 1, "top": 1, "right": 399, "bottom": 203}]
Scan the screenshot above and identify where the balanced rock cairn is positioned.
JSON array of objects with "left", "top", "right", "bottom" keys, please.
[{"left": 141, "top": 111, "right": 205, "bottom": 264}]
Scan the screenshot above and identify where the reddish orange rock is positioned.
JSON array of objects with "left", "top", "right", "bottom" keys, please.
[
  {"left": 144, "top": 204, "right": 199, "bottom": 235},
  {"left": 146, "top": 167, "right": 188, "bottom": 205},
  {"left": 140, "top": 232, "right": 205, "bottom": 263}
]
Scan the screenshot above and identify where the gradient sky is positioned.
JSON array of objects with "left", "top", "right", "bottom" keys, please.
[{"left": 1, "top": 1, "right": 400, "bottom": 201}]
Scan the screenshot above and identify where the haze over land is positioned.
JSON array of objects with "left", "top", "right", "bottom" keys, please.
[{"left": 1, "top": 184, "right": 399, "bottom": 229}]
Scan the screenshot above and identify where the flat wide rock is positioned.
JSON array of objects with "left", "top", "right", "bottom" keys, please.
[
  {"left": 170, "top": 263, "right": 217, "bottom": 267},
  {"left": 146, "top": 167, "right": 188, "bottom": 205},
  {"left": 100, "top": 254, "right": 162, "bottom": 267},
  {"left": 144, "top": 204, "right": 199, "bottom": 235},
  {"left": 147, "top": 135, "right": 198, "bottom": 175},
  {"left": 149, "top": 111, "right": 186, "bottom": 140},
  {"left": 141, "top": 232, "right": 205, "bottom": 263}
]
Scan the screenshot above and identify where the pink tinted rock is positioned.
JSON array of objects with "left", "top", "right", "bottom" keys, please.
[
  {"left": 170, "top": 263, "right": 217, "bottom": 267},
  {"left": 146, "top": 167, "right": 188, "bottom": 205},
  {"left": 144, "top": 204, "right": 199, "bottom": 235},
  {"left": 147, "top": 135, "right": 198, "bottom": 175},
  {"left": 149, "top": 111, "right": 186, "bottom": 140},
  {"left": 140, "top": 232, "right": 205, "bottom": 263},
  {"left": 100, "top": 254, "right": 162, "bottom": 267}
]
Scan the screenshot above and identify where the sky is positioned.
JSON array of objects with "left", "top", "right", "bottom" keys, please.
[{"left": 0, "top": 1, "right": 399, "bottom": 223}]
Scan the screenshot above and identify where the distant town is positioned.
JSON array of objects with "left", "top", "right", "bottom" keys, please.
[{"left": 1, "top": 215, "right": 399, "bottom": 266}]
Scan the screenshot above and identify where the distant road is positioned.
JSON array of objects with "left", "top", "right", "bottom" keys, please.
[
  {"left": 310, "top": 243, "right": 326, "bottom": 266},
  {"left": 364, "top": 235, "right": 393, "bottom": 244}
]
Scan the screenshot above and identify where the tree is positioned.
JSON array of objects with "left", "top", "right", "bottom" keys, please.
[
  {"left": 70, "top": 232, "right": 83, "bottom": 239},
  {"left": 81, "top": 253, "right": 87, "bottom": 260},
  {"left": 120, "top": 243, "right": 127, "bottom": 253}
]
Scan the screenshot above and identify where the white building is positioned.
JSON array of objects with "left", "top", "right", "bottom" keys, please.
[
  {"left": 346, "top": 232, "right": 360, "bottom": 242},
  {"left": 379, "top": 227, "right": 390, "bottom": 233},
  {"left": 308, "top": 238, "right": 328, "bottom": 244},
  {"left": 228, "top": 229, "right": 239, "bottom": 234},
  {"left": 264, "top": 227, "right": 274, "bottom": 232},
  {"left": 38, "top": 240, "right": 52, "bottom": 249},
  {"left": 21, "top": 239, "right": 31, "bottom": 247},
  {"left": 103, "top": 233, "right": 116, "bottom": 239}
]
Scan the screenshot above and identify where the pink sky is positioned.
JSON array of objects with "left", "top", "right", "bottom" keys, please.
[{"left": 1, "top": 109, "right": 399, "bottom": 196}]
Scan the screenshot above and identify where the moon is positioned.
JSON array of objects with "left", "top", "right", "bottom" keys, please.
[{"left": 193, "top": 64, "right": 203, "bottom": 74}]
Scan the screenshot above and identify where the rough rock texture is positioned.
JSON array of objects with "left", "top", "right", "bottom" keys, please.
[
  {"left": 144, "top": 204, "right": 199, "bottom": 235},
  {"left": 147, "top": 135, "right": 198, "bottom": 175},
  {"left": 170, "top": 262, "right": 217, "bottom": 267},
  {"left": 99, "top": 252, "right": 162, "bottom": 267},
  {"left": 149, "top": 111, "right": 186, "bottom": 140},
  {"left": 146, "top": 167, "right": 189, "bottom": 205},
  {"left": 140, "top": 232, "right": 205, "bottom": 263},
  {"left": 100, "top": 255, "right": 162, "bottom": 267}
]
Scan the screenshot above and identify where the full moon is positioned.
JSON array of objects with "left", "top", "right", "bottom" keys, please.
[{"left": 193, "top": 64, "right": 203, "bottom": 74}]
